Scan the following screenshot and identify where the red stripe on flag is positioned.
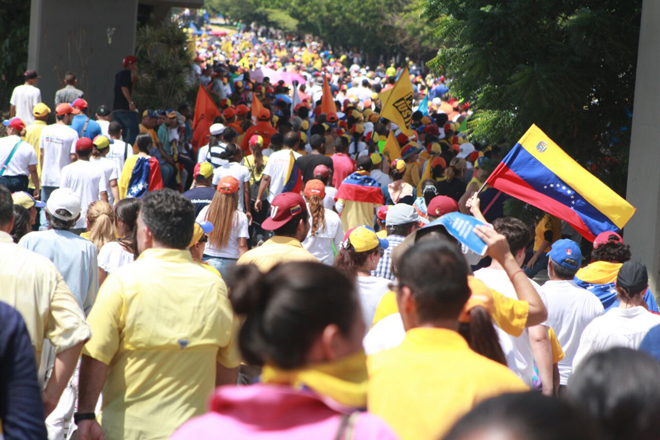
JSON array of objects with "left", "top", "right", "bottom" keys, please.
[
  {"left": 335, "top": 184, "right": 385, "bottom": 205},
  {"left": 488, "top": 163, "right": 595, "bottom": 241}
]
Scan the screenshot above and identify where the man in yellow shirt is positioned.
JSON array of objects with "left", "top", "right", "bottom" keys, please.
[
  {"left": 77, "top": 189, "right": 240, "bottom": 440},
  {"left": 368, "top": 229, "right": 528, "bottom": 440},
  {"left": 0, "top": 185, "right": 90, "bottom": 417},
  {"left": 238, "top": 192, "right": 317, "bottom": 272},
  {"left": 25, "top": 103, "right": 50, "bottom": 189}
]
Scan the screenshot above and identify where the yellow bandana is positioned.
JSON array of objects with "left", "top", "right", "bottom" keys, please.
[{"left": 260, "top": 351, "right": 368, "bottom": 408}]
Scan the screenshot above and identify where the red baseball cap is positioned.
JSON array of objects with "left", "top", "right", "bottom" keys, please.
[
  {"left": 217, "top": 176, "right": 239, "bottom": 194},
  {"left": 75, "top": 138, "right": 94, "bottom": 153},
  {"left": 262, "top": 192, "right": 307, "bottom": 231},
  {"left": 593, "top": 231, "right": 623, "bottom": 249},
  {"left": 236, "top": 104, "right": 250, "bottom": 116},
  {"left": 257, "top": 109, "right": 270, "bottom": 121},
  {"left": 123, "top": 55, "right": 138, "bottom": 67},
  {"left": 223, "top": 108, "right": 236, "bottom": 119},
  {"left": 427, "top": 196, "right": 459, "bottom": 218},
  {"left": 3, "top": 117, "right": 25, "bottom": 132},
  {"left": 304, "top": 179, "right": 325, "bottom": 199},
  {"left": 313, "top": 164, "right": 330, "bottom": 179},
  {"left": 72, "top": 98, "right": 88, "bottom": 114},
  {"left": 56, "top": 103, "right": 74, "bottom": 116},
  {"left": 377, "top": 205, "right": 389, "bottom": 221}
]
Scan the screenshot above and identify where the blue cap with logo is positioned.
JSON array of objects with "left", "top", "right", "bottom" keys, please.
[{"left": 547, "top": 239, "right": 582, "bottom": 270}]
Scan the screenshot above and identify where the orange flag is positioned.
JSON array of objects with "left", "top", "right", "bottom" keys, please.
[
  {"left": 321, "top": 76, "right": 337, "bottom": 115},
  {"left": 192, "top": 85, "right": 221, "bottom": 152},
  {"left": 251, "top": 93, "right": 265, "bottom": 122}
]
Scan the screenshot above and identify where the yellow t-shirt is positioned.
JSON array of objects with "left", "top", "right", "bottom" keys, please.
[
  {"left": 370, "top": 277, "right": 529, "bottom": 338},
  {"left": 548, "top": 327, "right": 565, "bottom": 364},
  {"left": 82, "top": 248, "right": 240, "bottom": 440},
  {"left": 368, "top": 328, "right": 528, "bottom": 440},
  {"left": 243, "top": 154, "right": 269, "bottom": 186},
  {"left": 237, "top": 236, "right": 318, "bottom": 272},
  {"left": 338, "top": 200, "right": 379, "bottom": 234},
  {"left": 533, "top": 214, "right": 561, "bottom": 252},
  {"left": 25, "top": 120, "right": 47, "bottom": 187}
]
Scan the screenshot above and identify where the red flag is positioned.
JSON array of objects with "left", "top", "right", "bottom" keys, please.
[
  {"left": 192, "top": 85, "right": 221, "bottom": 152},
  {"left": 321, "top": 76, "right": 337, "bottom": 115},
  {"left": 251, "top": 93, "right": 265, "bottom": 123}
]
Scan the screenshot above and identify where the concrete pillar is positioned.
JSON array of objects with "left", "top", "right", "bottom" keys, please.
[
  {"left": 28, "top": 0, "right": 139, "bottom": 112},
  {"left": 626, "top": 0, "right": 660, "bottom": 294}
]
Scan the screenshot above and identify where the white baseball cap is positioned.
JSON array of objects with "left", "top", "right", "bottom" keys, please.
[
  {"left": 46, "top": 188, "right": 81, "bottom": 221},
  {"left": 209, "top": 123, "right": 225, "bottom": 136},
  {"left": 457, "top": 143, "right": 475, "bottom": 159},
  {"left": 386, "top": 203, "right": 421, "bottom": 226}
]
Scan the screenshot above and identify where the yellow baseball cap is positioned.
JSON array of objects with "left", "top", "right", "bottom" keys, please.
[
  {"left": 342, "top": 226, "right": 389, "bottom": 253},
  {"left": 12, "top": 191, "right": 45, "bottom": 209},
  {"left": 93, "top": 135, "right": 112, "bottom": 150},
  {"left": 188, "top": 221, "right": 213, "bottom": 248},
  {"left": 33, "top": 103, "right": 51, "bottom": 118},
  {"left": 194, "top": 162, "right": 214, "bottom": 180}
]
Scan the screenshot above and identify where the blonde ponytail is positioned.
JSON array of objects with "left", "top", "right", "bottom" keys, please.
[
  {"left": 308, "top": 195, "right": 326, "bottom": 236},
  {"left": 87, "top": 201, "right": 115, "bottom": 251}
]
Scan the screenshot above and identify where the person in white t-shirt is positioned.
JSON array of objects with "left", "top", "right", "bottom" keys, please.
[
  {"left": 211, "top": 143, "right": 250, "bottom": 218},
  {"left": 10, "top": 70, "right": 41, "bottom": 126},
  {"left": 196, "top": 175, "right": 249, "bottom": 279},
  {"left": 39, "top": 103, "right": 79, "bottom": 229},
  {"left": 255, "top": 132, "right": 302, "bottom": 210},
  {"left": 95, "top": 105, "right": 112, "bottom": 136},
  {"left": 60, "top": 138, "right": 107, "bottom": 232},
  {"left": 90, "top": 135, "right": 119, "bottom": 205},
  {"left": 474, "top": 217, "right": 553, "bottom": 393},
  {"left": 573, "top": 261, "right": 660, "bottom": 369},
  {"left": 98, "top": 198, "right": 139, "bottom": 286},
  {"left": 301, "top": 180, "right": 343, "bottom": 265},
  {"left": 106, "top": 121, "right": 133, "bottom": 179},
  {"left": 335, "top": 225, "right": 390, "bottom": 326},
  {"left": 0, "top": 117, "right": 39, "bottom": 194},
  {"left": 541, "top": 239, "right": 604, "bottom": 391}
]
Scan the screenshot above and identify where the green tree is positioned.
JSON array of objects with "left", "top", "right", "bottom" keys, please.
[
  {"left": 0, "top": 0, "right": 30, "bottom": 114},
  {"left": 425, "top": 0, "right": 641, "bottom": 196},
  {"left": 133, "top": 21, "right": 196, "bottom": 111}
]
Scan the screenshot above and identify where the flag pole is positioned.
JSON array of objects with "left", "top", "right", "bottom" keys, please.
[{"left": 476, "top": 180, "right": 488, "bottom": 195}]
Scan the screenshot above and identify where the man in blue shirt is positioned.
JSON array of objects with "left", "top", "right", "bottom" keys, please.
[
  {"left": 70, "top": 98, "right": 102, "bottom": 140},
  {"left": 0, "top": 301, "right": 48, "bottom": 439}
]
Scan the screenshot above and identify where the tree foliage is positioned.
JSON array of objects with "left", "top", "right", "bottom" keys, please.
[
  {"left": 424, "top": 0, "right": 642, "bottom": 196},
  {"left": 0, "top": 0, "right": 30, "bottom": 113},
  {"left": 133, "top": 21, "right": 196, "bottom": 110}
]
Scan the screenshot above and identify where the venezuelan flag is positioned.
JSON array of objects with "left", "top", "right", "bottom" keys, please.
[
  {"left": 486, "top": 125, "right": 635, "bottom": 242},
  {"left": 335, "top": 171, "right": 385, "bottom": 204},
  {"left": 118, "top": 156, "right": 164, "bottom": 200},
  {"left": 282, "top": 151, "right": 302, "bottom": 194}
]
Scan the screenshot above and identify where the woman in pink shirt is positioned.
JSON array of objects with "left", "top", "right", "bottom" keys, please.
[
  {"left": 171, "top": 262, "right": 397, "bottom": 440},
  {"left": 332, "top": 137, "right": 357, "bottom": 189}
]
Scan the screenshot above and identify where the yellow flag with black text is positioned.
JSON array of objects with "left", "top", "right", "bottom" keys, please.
[{"left": 379, "top": 67, "right": 415, "bottom": 136}]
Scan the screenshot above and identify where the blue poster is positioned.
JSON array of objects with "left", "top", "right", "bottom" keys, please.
[{"left": 438, "top": 212, "right": 489, "bottom": 256}]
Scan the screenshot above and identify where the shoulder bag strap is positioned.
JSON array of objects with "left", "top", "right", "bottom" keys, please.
[
  {"left": 80, "top": 117, "right": 90, "bottom": 136},
  {"left": 0, "top": 139, "right": 23, "bottom": 177}
]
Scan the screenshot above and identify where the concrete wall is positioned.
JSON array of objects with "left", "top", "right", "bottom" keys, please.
[
  {"left": 626, "top": 0, "right": 660, "bottom": 293},
  {"left": 28, "top": 0, "right": 139, "bottom": 113}
]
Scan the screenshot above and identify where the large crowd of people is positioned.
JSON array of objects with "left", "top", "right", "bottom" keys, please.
[{"left": 3, "top": 16, "right": 660, "bottom": 440}]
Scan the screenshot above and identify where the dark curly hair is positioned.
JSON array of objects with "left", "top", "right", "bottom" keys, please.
[{"left": 591, "top": 242, "right": 631, "bottom": 264}]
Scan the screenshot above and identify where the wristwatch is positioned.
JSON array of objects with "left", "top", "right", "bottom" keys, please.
[{"left": 74, "top": 412, "right": 96, "bottom": 424}]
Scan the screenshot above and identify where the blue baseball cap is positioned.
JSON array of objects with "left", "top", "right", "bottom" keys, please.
[{"left": 547, "top": 239, "right": 582, "bottom": 270}]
